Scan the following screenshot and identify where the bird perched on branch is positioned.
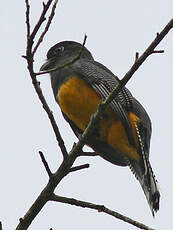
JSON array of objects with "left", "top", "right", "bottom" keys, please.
[{"left": 40, "top": 40, "right": 160, "bottom": 215}]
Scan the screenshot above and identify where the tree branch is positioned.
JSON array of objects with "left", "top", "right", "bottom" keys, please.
[
  {"left": 24, "top": 0, "right": 30, "bottom": 39},
  {"left": 79, "top": 151, "right": 99, "bottom": 157},
  {"left": 39, "top": 151, "right": 53, "bottom": 178},
  {"left": 102, "top": 18, "right": 173, "bottom": 109},
  {"left": 23, "top": 0, "right": 68, "bottom": 160},
  {"left": 152, "top": 50, "right": 164, "bottom": 54},
  {"left": 32, "top": 0, "right": 59, "bottom": 55},
  {"left": 15, "top": 150, "right": 79, "bottom": 230},
  {"left": 29, "top": 78, "right": 68, "bottom": 160},
  {"left": 30, "top": 0, "right": 53, "bottom": 43},
  {"left": 69, "top": 164, "right": 90, "bottom": 173},
  {"left": 50, "top": 194, "right": 155, "bottom": 230}
]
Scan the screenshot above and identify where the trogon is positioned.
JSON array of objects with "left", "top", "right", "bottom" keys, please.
[{"left": 40, "top": 41, "right": 160, "bottom": 215}]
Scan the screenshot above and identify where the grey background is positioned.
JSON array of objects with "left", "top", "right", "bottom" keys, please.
[{"left": 1, "top": 0, "right": 173, "bottom": 229}]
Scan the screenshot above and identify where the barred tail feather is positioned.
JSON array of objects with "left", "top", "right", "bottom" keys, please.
[
  {"left": 128, "top": 159, "right": 160, "bottom": 216},
  {"left": 128, "top": 123, "right": 160, "bottom": 216}
]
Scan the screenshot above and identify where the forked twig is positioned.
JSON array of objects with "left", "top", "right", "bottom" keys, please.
[{"left": 32, "top": 0, "right": 59, "bottom": 55}]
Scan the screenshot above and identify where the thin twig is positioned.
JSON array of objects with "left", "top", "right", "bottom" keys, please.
[
  {"left": 32, "top": 0, "right": 59, "bottom": 55},
  {"left": 79, "top": 151, "right": 99, "bottom": 157},
  {"left": 26, "top": 0, "right": 54, "bottom": 58},
  {"left": 135, "top": 49, "right": 164, "bottom": 62},
  {"left": 102, "top": 18, "right": 173, "bottom": 109},
  {"left": 135, "top": 52, "right": 139, "bottom": 61},
  {"left": 39, "top": 151, "right": 53, "bottom": 177},
  {"left": 152, "top": 50, "right": 164, "bottom": 53},
  {"left": 30, "top": 0, "right": 53, "bottom": 43},
  {"left": 50, "top": 194, "right": 155, "bottom": 230},
  {"left": 23, "top": 0, "right": 68, "bottom": 160},
  {"left": 15, "top": 150, "right": 79, "bottom": 230},
  {"left": 25, "top": 76, "right": 68, "bottom": 159},
  {"left": 25, "top": 0, "right": 30, "bottom": 39},
  {"left": 69, "top": 164, "right": 90, "bottom": 173}
]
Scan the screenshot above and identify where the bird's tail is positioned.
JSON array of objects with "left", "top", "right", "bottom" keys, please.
[
  {"left": 126, "top": 120, "right": 160, "bottom": 216},
  {"left": 128, "top": 156, "right": 160, "bottom": 216}
]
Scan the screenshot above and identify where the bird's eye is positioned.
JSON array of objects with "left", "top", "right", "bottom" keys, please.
[
  {"left": 55, "top": 46, "right": 64, "bottom": 53},
  {"left": 47, "top": 45, "right": 65, "bottom": 59}
]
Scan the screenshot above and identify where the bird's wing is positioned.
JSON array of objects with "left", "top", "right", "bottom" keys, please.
[
  {"left": 131, "top": 98, "right": 152, "bottom": 158},
  {"left": 73, "top": 59, "right": 135, "bottom": 147}
]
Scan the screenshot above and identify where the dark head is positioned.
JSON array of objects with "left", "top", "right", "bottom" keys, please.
[{"left": 40, "top": 41, "right": 93, "bottom": 72}]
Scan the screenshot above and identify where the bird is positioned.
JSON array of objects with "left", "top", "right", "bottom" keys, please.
[{"left": 40, "top": 40, "right": 160, "bottom": 215}]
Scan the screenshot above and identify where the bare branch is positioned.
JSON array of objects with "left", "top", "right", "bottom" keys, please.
[
  {"left": 30, "top": 0, "right": 53, "bottom": 42},
  {"left": 69, "top": 164, "right": 90, "bottom": 173},
  {"left": 135, "top": 52, "right": 139, "bottom": 61},
  {"left": 0, "top": 222, "right": 2, "bottom": 230},
  {"left": 25, "top": 0, "right": 30, "bottom": 39},
  {"left": 135, "top": 49, "right": 164, "bottom": 62},
  {"left": 32, "top": 0, "right": 59, "bottom": 54},
  {"left": 25, "top": 78, "right": 68, "bottom": 159},
  {"left": 23, "top": 0, "right": 68, "bottom": 160},
  {"left": 79, "top": 151, "right": 99, "bottom": 157},
  {"left": 39, "top": 151, "right": 53, "bottom": 177},
  {"left": 15, "top": 150, "right": 79, "bottom": 230},
  {"left": 50, "top": 194, "right": 155, "bottom": 230},
  {"left": 104, "top": 18, "right": 173, "bottom": 109},
  {"left": 152, "top": 50, "right": 164, "bottom": 54},
  {"left": 25, "top": 0, "right": 55, "bottom": 58}
]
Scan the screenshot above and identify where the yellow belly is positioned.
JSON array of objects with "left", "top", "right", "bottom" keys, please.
[
  {"left": 57, "top": 75, "right": 140, "bottom": 160},
  {"left": 58, "top": 76, "right": 101, "bottom": 131}
]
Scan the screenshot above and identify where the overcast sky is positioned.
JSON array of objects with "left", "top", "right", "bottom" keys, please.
[{"left": 1, "top": 0, "right": 173, "bottom": 229}]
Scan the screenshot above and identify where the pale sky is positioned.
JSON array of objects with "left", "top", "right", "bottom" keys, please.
[{"left": 1, "top": 0, "right": 173, "bottom": 229}]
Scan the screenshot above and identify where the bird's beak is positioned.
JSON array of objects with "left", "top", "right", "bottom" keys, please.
[{"left": 40, "top": 58, "right": 55, "bottom": 71}]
